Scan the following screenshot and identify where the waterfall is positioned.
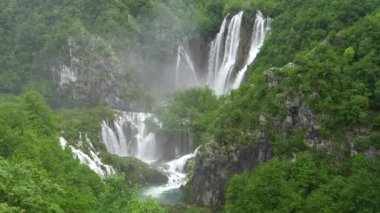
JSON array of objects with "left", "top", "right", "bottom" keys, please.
[
  {"left": 207, "top": 17, "right": 228, "bottom": 88},
  {"left": 232, "top": 11, "right": 272, "bottom": 89},
  {"left": 101, "top": 120, "right": 125, "bottom": 156},
  {"left": 141, "top": 147, "right": 200, "bottom": 201},
  {"left": 59, "top": 136, "right": 115, "bottom": 178},
  {"left": 174, "top": 10, "right": 272, "bottom": 95},
  {"left": 175, "top": 38, "right": 200, "bottom": 89},
  {"left": 207, "top": 11, "right": 244, "bottom": 95},
  {"left": 101, "top": 112, "right": 158, "bottom": 162},
  {"left": 101, "top": 111, "right": 193, "bottom": 164}
]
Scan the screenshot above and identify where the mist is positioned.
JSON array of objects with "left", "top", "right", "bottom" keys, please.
[{"left": 123, "top": 1, "right": 203, "bottom": 100}]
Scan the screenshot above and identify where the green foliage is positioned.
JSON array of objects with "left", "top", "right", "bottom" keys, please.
[
  {"left": 0, "top": 92, "right": 103, "bottom": 211},
  {"left": 0, "top": 0, "right": 232, "bottom": 96},
  {"left": 226, "top": 154, "right": 380, "bottom": 212},
  {"left": 0, "top": 160, "right": 64, "bottom": 212},
  {"left": 94, "top": 175, "right": 165, "bottom": 213},
  {"left": 56, "top": 106, "right": 114, "bottom": 149},
  {"left": 0, "top": 92, "right": 166, "bottom": 211},
  {"left": 226, "top": 159, "right": 300, "bottom": 212},
  {"left": 158, "top": 88, "right": 219, "bottom": 146},
  {"left": 176, "top": 0, "right": 380, "bottom": 150},
  {"left": 344, "top": 46, "right": 355, "bottom": 63}
]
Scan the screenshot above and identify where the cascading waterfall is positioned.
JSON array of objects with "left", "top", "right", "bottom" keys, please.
[
  {"left": 232, "top": 11, "right": 272, "bottom": 89},
  {"left": 59, "top": 136, "right": 115, "bottom": 178},
  {"left": 101, "top": 111, "right": 193, "bottom": 164},
  {"left": 175, "top": 10, "right": 272, "bottom": 96},
  {"left": 207, "top": 11, "right": 244, "bottom": 95},
  {"left": 175, "top": 38, "right": 200, "bottom": 89},
  {"left": 100, "top": 111, "right": 196, "bottom": 203},
  {"left": 207, "top": 17, "right": 228, "bottom": 88},
  {"left": 101, "top": 112, "right": 159, "bottom": 162},
  {"left": 141, "top": 147, "right": 200, "bottom": 204}
]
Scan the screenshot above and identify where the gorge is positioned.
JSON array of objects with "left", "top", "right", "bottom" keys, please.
[
  {"left": 1, "top": 0, "right": 379, "bottom": 212},
  {"left": 63, "top": 10, "right": 274, "bottom": 205}
]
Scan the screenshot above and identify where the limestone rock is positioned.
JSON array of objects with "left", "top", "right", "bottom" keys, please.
[
  {"left": 190, "top": 140, "right": 272, "bottom": 206},
  {"left": 51, "top": 28, "right": 139, "bottom": 110}
]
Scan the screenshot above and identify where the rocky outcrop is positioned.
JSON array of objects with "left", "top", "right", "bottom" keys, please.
[
  {"left": 190, "top": 139, "right": 272, "bottom": 206},
  {"left": 155, "top": 130, "right": 193, "bottom": 160},
  {"left": 115, "top": 156, "right": 168, "bottom": 185},
  {"left": 51, "top": 28, "right": 141, "bottom": 110}
]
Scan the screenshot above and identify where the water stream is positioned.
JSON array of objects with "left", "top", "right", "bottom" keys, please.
[{"left": 141, "top": 148, "right": 199, "bottom": 204}]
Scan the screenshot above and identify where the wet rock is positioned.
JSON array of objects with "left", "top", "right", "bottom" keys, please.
[
  {"left": 106, "top": 155, "right": 168, "bottom": 185},
  {"left": 51, "top": 28, "right": 141, "bottom": 110},
  {"left": 190, "top": 140, "right": 272, "bottom": 206}
]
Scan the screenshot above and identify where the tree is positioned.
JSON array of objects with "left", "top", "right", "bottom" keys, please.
[{"left": 95, "top": 175, "right": 165, "bottom": 213}]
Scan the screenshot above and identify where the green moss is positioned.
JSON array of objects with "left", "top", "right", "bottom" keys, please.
[{"left": 104, "top": 154, "right": 168, "bottom": 186}]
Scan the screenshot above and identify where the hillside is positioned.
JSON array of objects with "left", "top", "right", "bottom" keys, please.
[{"left": 0, "top": 0, "right": 379, "bottom": 212}]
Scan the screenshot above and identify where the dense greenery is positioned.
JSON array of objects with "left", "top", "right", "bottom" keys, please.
[
  {"left": 0, "top": 0, "right": 228, "bottom": 95},
  {"left": 220, "top": 0, "right": 380, "bottom": 211},
  {"left": 158, "top": 88, "right": 219, "bottom": 147},
  {"left": 156, "top": 0, "right": 380, "bottom": 211},
  {"left": 0, "top": 92, "right": 164, "bottom": 212},
  {"left": 208, "top": 0, "right": 380, "bottom": 146},
  {"left": 94, "top": 175, "right": 165, "bottom": 213},
  {"left": 57, "top": 106, "right": 115, "bottom": 150},
  {"left": 1, "top": 0, "right": 380, "bottom": 211},
  {"left": 226, "top": 154, "right": 380, "bottom": 212}
]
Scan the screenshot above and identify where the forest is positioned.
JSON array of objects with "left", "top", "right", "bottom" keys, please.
[{"left": 1, "top": 0, "right": 380, "bottom": 212}]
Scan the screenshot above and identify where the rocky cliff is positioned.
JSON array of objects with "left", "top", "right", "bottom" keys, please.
[
  {"left": 188, "top": 63, "right": 378, "bottom": 206},
  {"left": 190, "top": 140, "right": 272, "bottom": 206},
  {"left": 51, "top": 28, "right": 144, "bottom": 110}
]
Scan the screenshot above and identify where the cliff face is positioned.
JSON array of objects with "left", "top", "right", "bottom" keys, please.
[
  {"left": 188, "top": 102, "right": 322, "bottom": 206},
  {"left": 51, "top": 28, "right": 140, "bottom": 110},
  {"left": 190, "top": 140, "right": 272, "bottom": 206},
  {"left": 155, "top": 130, "right": 193, "bottom": 160},
  {"left": 189, "top": 63, "right": 378, "bottom": 207}
]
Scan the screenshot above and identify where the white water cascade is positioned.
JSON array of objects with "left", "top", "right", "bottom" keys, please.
[
  {"left": 175, "top": 38, "right": 200, "bottom": 89},
  {"left": 175, "top": 10, "right": 272, "bottom": 96},
  {"left": 232, "top": 11, "right": 272, "bottom": 89},
  {"left": 101, "top": 112, "right": 158, "bottom": 163},
  {"left": 59, "top": 136, "right": 115, "bottom": 178},
  {"left": 207, "top": 11, "right": 244, "bottom": 95},
  {"left": 141, "top": 147, "right": 200, "bottom": 204},
  {"left": 100, "top": 111, "right": 196, "bottom": 203}
]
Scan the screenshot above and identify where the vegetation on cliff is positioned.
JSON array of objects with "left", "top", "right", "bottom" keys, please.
[
  {"left": 1, "top": 0, "right": 380, "bottom": 211},
  {"left": 0, "top": 92, "right": 163, "bottom": 212},
  {"left": 157, "top": 0, "right": 380, "bottom": 210}
]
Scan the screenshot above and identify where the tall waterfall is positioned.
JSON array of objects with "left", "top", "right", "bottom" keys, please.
[
  {"left": 232, "top": 11, "right": 272, "bottom": 89},
  {"left": 207, "top": 11, "right": 244, "bottom": 95},
  {"left": 175, "top": 38, "right": 200, "bottom": 89},
  {"left": 175, "top": 11, "right": 272, "bottom": 95}
]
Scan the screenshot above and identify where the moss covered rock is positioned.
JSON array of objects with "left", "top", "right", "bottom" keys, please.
[{"left": 104, "top": 154, "right": 168, "bottom": 185}]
